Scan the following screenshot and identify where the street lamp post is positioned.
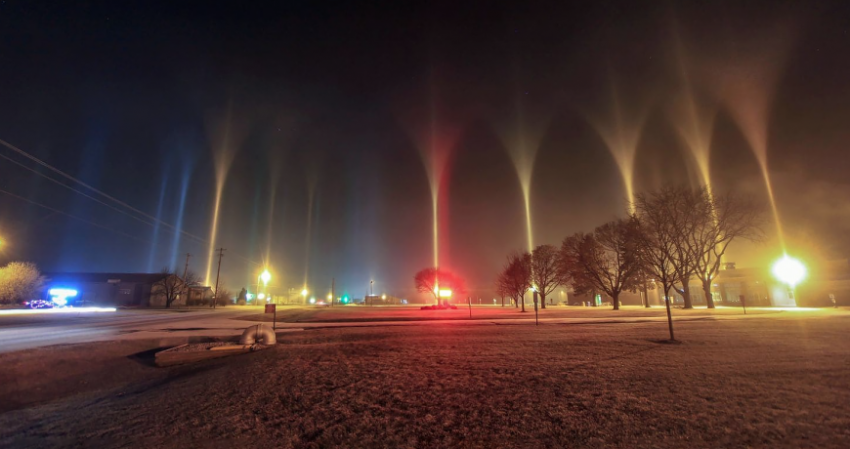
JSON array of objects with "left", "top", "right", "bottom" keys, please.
[{"left": 370, "top": 280, "right": 373, "bottom": 307}]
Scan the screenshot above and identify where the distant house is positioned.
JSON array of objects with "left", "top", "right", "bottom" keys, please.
[
  {"left": 714, "top": 259, "right": 850, "bottom": 308},
  {"left": 186, "top": 285, "right": 214, "bottom": 306},
  {"left": 43, "top": 272, "right": 198, "bottom": 307}
]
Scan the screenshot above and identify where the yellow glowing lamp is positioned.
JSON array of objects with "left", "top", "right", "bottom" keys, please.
[
  {"left": 260, "top": 270, "right": 271, "bottom": 284},
  {"left": 439, "top": 289, "right": 453, "bottom": 298},
  {"left": 258, "top": 293, "right": 266, "bottom": 300},
  {"left": 301, "top": 288, "right": 308, "bottom": 296},
  {"left": 772, "top": 256, "right": 806, "bottom": 288}
]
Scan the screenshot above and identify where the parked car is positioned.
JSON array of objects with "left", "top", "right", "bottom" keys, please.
[{"left": 26, "top": 299, "right": 53, "bottom": 309}]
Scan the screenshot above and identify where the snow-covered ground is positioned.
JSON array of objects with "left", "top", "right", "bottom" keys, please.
[{"left": 1, "top": 310, "right": 848, "bottom": 447}]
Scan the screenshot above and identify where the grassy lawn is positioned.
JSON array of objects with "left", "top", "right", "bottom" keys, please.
[
  {"left": 1, "top": 314, "right": 848, "bottom": 448},
  {"left": 236, "top": 304, "right": 786, "bottom": 324}
]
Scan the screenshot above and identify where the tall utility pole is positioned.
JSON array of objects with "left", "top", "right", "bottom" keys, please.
[
  {"left": 213, "top": 248, "right": 225, "bottom": 309},
  {"left": 370, "top": 280, "right": 373, "bottom": 307},
  {"left": 331, "top": 277, "right": 335, "bottom": 307}
]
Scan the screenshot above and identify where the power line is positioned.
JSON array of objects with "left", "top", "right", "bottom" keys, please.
[
  {"left": 0, "top": 137, "right": 261, "bottom": 267},
  {"left": 0, "top": 152, "right": 187, "bottom": 237},
  {"left": 0, "top": 187, "right": 150, "bottom": 244},
  {"left": 0, "top": 137, "right": 206, "bottom": 243}
]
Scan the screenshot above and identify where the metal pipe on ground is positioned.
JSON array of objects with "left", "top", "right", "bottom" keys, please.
[{"left": 239, "top": 324, "right": 277, "bottom": 345}]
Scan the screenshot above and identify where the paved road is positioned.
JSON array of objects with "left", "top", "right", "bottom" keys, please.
[
  {"left": 1, "top": 306, "right": 842, "bottom": 353},
  {"left": 0, "top": 308, "right": 263, "bottom": 353}
]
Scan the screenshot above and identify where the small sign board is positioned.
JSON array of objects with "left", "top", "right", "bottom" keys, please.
[{"left": 265, "top": 304, "right": 276, "bottom": 314}]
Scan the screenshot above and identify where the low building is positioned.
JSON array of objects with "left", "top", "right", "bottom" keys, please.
[
  {"left": 186, "top": 285, "right": 214, "bottom": 306},
  {"left": 43, "top": 272, "right": 204, "bottom": 308}
]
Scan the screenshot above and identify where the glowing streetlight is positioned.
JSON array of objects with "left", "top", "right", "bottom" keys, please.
[
  {"left": 772, "top": 255, "right": 806, "bottom": 288},
  {"left": 327, "top": 293, "right": 333, "bottom": 301},
  {"left": 258, "top": 293, "right": 266, "bottom": 300},
  {"left": 439, "top": 289, "right": 452, "bottom": 298},
  {"left": 301, "top": 288, "right": 308, "bottom": 297},
  {"left": 381, "top": 293, "right": 387, "bottom": 300},
  {"left": 256, "top": 269, "right": 272, "bottom": 304}
]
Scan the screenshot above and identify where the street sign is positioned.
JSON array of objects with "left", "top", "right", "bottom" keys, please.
[{"left": 265, "top": 304, "right": 276, "bottom": 329}]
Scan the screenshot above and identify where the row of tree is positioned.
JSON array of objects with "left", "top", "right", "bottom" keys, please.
[{"left": 496, "top": 186, "right": 764, "bottom": 312}]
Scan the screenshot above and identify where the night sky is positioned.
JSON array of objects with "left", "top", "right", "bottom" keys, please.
[{"left": 1, "top": 1, "right": 848, "bottom": 301}]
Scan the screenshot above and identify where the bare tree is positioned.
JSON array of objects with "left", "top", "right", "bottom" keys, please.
[
  {"left": 635, "top": 190, "right": 683, "bottom": 341},
  {"left": 214, "top": 282, "right": 232, "bottom": 307},
  {"left": 497, "top": 251, "right": 532, "bottom": 312},
  {"left": 669, "top": 188, "right": 707, "bottom": 309},
  {"left": 690, "top": 191, "right": 765, "bottom": 308},
  {"left": 415, "top": 267, "right": 440, "bottom": 304},
  {"left": 636, "top": 186, "right": 708, "bottom": 309},
  {"left": 559, "top": 218, "right": 642, "bottom": 310},
  {"left": 495, "top": 275, "right": 510, "bottom": 307},
  {"left": 531, "top": 244, "right": 563, "bottom": 309},
  {"left": 0, "top": 261, "right": 46, "bottom": 305},
  {"left": 180, "top": 270, "right": 201, "bottom": 306},
  {"left": 152, "top": 268, "right": 184, "bottom": 308},
  {"left": 414, "top": 267, "right": 465, "bottom": 305},
  {"left": 633, "top": 249, "right": 656, "bottom": 308}
]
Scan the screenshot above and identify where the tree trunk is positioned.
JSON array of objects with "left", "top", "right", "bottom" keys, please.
[
  {"left": 642, "top": 285, "right": 650, "bottom": 308},
  {"left": 680, "top": 283, "right": 693, "bottom": 309},
  {"left": 501, "top": 296, "right": 505, "bottom": 307},
  {"left": 520, "top": 294, "right": 526, "bottom": 312},
  {"left": 540, "top": 294, "right": 546, "bottom": 309},
  {"left": 664, "top": 287, "right": 675, "bottom": 341},
  {"left": 702, "top": 280, "right": 715, "bottom": 309},
  {"left": 612, "top": 292, "right": 620, "bottom": 310}
]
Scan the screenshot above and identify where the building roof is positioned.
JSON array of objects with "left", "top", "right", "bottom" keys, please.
[{"left": 43, "top": 272, "right": 171, "bottom": 284}]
